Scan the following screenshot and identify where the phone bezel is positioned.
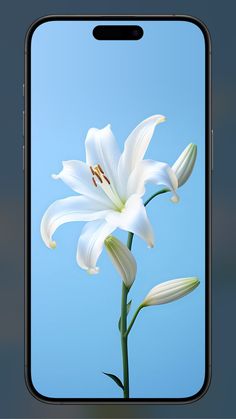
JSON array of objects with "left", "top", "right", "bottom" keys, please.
[{"left": 24, "top": 14, "right": 212, "bottom": 405}]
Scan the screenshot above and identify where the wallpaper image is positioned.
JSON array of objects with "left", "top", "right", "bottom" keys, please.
[{"left": 31, "top": 20, "right": 206, "bottom": 399}]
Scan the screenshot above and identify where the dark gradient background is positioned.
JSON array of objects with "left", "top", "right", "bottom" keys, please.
[{"left": 0, "top": 0, "right": 235, "bottom": 418}]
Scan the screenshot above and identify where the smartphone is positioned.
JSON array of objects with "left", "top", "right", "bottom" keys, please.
[{"left": 24, "top": 15, "right": 211, "bottom": 403}]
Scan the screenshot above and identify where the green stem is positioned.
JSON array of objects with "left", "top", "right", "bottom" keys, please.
[
  {"left": 144, "top": 187, "right": 169, "bottom": 207},
  {"left": 127, "top": 230, "right": 134, "bottom": 251},
  {"left": 125, "top": 304, "right": 144, "bottom": 337},
  {"left": 120, "top": 187, "right": 169, "bottom": 398},
  {"left": 120, "top": 282, "right": 129, "bottom": 398}
]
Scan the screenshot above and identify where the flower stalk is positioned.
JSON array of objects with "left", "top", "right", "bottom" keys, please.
[
  {"left": 125, "top": 304, "right": 144, "bottom": 337},
  {"left": 144, "top": 187, "right": 170, "bottom": 207},
  {"left": 120, "top": 282, "right": 130, "bottom": 398},
  {"left": 120, "top": 187, "right": 169, "bottom": 398}
]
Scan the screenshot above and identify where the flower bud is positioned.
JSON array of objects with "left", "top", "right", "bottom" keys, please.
[
  {"left": 172, "top": 143, "right": 197, "bottom": 187},
  {"left": 105, "top": 236, "right": 137, "bottom": 288},
  {"left": 142, "top": 277, "right": 199, "bottom": 307}
]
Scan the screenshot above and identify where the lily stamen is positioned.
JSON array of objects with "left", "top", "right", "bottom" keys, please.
[
  {"left": 92, "top": 177, "right": 97, "bottom": 187},
  {"left": 103, "top": 175, "right": 110, "bottom": 185},
  {"left": 90, "top": 166, "right": 95, "bottom": 175},
  {"left": 94, "top": 172, "right": 103, "bottom": 183},
  {"left": 98, "top": 164, "right": 104, "bottom": 174},
  {"left": 90, "top": 163, "right": 123, "bottom": 209}
]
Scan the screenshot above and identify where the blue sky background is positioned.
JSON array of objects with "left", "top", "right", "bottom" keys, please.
[{"left": 31, "top": 20, "right": 205, "bottom": 399}]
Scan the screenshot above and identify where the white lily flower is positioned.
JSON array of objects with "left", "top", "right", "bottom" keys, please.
[
  {"left": 41, "top": 115, "right": 181, "bottom": 274},
  {"left": 172, "top": 143, "right": 197, "bottom": 187},
  {"left": 105, "top": 236, "right": 137, "bottom": 288},
  {"left": 142, "top": 277, "right": 200, "bottom": 307}
]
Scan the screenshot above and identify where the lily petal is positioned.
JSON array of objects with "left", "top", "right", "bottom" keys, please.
[
  {"left": 118, "top": 115, "right": 166, "bottom": 197},
  {"left": 106, "top": 194, "right": 154, "bottom": 248},
  {"left": 40, "top": 196, "right": 111, "bottom": 249},
  {"left": 85, "top": 124, "right": 121, "bottom": 190},
  {"left": 52, "top": 160, "right": 112, "bottom": 207},
  {"left": 127, "top": 159, "right": 179, "bottom": 203},
  {"left": 76, "top": 220, "right": 116, "bottom": 273},
  {"left": 105, "top": 235, "right": 137, "bottom": 288},
  {"left": 172, "top": 143, "right": 197, "bottom": 187},
  {"left": 142, "top": 277, "right": 200, "bottom": 306}
]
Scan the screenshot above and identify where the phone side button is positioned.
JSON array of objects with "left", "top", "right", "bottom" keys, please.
[
  {"left": 211, "top": 129, "right": 214, "bottom": 171},
  {"left": 23, "top": 110, "right": 25, "bottom": 138},
  {"left": 22, "top": 145, "right": 25, "bottom": 171}
]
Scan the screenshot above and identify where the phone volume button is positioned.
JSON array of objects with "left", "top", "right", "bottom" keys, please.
[
  {"left": 211, "top": 129, "right": 214, "bottom": 171},
  {"left": 22, "top": 110, "right": 25, "bottom": 138},
  {"left": 22, "top": 145, "right": 25, "bottom": 171}
]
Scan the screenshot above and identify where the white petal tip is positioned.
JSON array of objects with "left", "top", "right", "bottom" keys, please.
[
  {"left": 152, "top": 115, "right": 166, "bottom": 126},
  {"left": 171, "top": 195, "right": 180, "bottom": 204},
  {"left": 87, "top": 267, "right": 99, "bottom": 275},
  {"left": 49, "top": 241, "right": 57, "bottom": 249},
  {"left": 51, "top": 173, "right": 59, "bottom": 180}
]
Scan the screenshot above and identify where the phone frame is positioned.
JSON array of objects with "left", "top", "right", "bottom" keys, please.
[{"left": 24, "top": 14, "right": 212, "bottom": 405}]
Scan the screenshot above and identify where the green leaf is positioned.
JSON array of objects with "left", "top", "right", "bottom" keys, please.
[
  {"left": 118, "top": 300, "right": 132, "bottom": 331},
  {"left": 103, "top": 372, "right": 124, "bottom": 390}
]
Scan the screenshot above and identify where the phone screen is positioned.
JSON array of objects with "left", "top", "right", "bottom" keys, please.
[{"left": 26, "top": 17, "right": 210, "bottom": 401}]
